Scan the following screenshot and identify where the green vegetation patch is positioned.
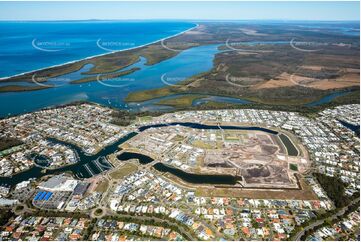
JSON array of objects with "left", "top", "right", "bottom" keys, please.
[
  {"left": 94, "top": 208, "right": 104, "bottom": 216},
  {"left": 71, "top": 67, "right": 140, "bottom": 84},
  {"left": 0, "top": 85, "right": 50, "bottom": 93},
  {"left": 138, "top": 116, "right": 153, "bottom": 122},
  {"left": 95, "top": 179, "right": 109, "bottom": 193},
  {"left": 171, "top": 134, "right": 185, "bottom": 142},
  {"left": 0, "top": 61, "right": 86, "bottom": 84},
  {"left": 109, "top": 163, "right": 138, "bottom": 180},
  {"left": 111, "top": 110, "right": 163, "bottom": 126},
  {"left": 191, "top": 140, "right": 214, "bottom": 149},
  {"left": 0, "top": 137, "right": 23, "bottom": 152},
  {"left": 156, "top": 95, "right": 207, "bottom": 108},
  {"left": 125, "top": 87, "right": 176, "bottom": 102},
  {"left": 289, "top": 163, "right": 298, "bottom": 171},
  {"left": 314, "top": 173, "right": 353, "bottom": 208},
  {"left": 0, "top": 209, "right": 15, "bottom": 226},
  {"left": 224, "top": 132, "right": 240, "bottom": 141},
  {"left": 14, "top": 205, "right": 25, "bottom": 213}
]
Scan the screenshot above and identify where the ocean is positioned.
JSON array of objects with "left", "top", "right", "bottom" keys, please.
[{"left": 0, "top": 21, "right": 195, "bottom": 78}]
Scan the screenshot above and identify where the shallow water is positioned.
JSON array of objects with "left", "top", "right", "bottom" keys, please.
[
  {"left": 305, "top": 91, "right": 353, "bottom": 107},
  {"left": 0, "top": 44, "right": 221, "bottom": 117}
]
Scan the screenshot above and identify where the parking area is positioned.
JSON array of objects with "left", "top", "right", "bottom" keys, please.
[{"left": 33, "top": 190, "right": 72, "bottom": 210}]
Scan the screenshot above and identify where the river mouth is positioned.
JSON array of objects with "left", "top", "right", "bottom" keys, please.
[{"left": 0, "top": 43, "right": 221, "bottom": 118}]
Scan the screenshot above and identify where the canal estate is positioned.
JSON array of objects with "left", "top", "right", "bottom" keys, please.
[{"left": 1, "top": 120, "right": 301, "bottom": 187}]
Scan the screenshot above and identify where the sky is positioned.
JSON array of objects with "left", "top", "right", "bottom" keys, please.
[{"left": 0, "top": 1, "right": 359, "bottom": 21}]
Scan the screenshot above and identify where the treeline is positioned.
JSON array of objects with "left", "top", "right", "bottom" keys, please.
[
  {"left": 157, "top": 88, "right": 359, "bottom": 116},
  {"left": 0, "top": 209, "right": 15, "bottom": 226},
  {"left": 289, "top": 173, "right": 359, "bottom": 240},
  {"left": 109, "top": 212, "right": 196, "bottom": 240},
  {"left": 111, "top": 110, "right": 163, "bottom": 126},
  {"left": 300, "top": 197, "right": 360, "bottom": 240},
  {"left": 109, "top": 101, "right": 337, "bottom": 127},
  {"left": 0, "top": 137, "right": 23, "bottom": 151},
  {"left": 314, "top": 173, "right": 352, "bottom": 208},
  {"left": 24, "top": 210, "right": 90, "bottom": 219}
]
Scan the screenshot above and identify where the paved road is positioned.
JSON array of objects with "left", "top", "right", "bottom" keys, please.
[
  {"left": 293, "top": 198, "right": 360, "bottom": 241},
  {"left": 107, "top": 212, "right": 197, "bottom": 240}
]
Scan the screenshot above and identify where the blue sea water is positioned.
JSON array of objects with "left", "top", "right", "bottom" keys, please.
[{"left": 0, "top": 21, "right": 195, "bottom": 77}]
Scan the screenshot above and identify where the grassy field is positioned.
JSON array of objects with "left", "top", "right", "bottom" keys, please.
[
  {"left": 171, "top": 134, "right": 185, "bottom": 142},
  {"left": 156, "top": 94, "right": 207, "bottom": 108},
  {"left": 71, "top": 67, "right": 140, "bottom": 84},
  {"left": 195, "top": 177, "right": 317, "bottom": 200},
  {"left": 125, "top": 87, "right": 176, "bottom": 102},
  {"left": 195, "top": 186, "right": 317, "bottom": 200},
  {"left": 109, "top": 163, "right": 138, "bottom": 180},
  {"left": 138, "top": 116, "right": 153, "bottom": 122},
  {"left": 191, "top": 140, "right": 214, "bottom": 149},
  {"left": 94, "top": 179, "right": 109, "bottom": 193}
]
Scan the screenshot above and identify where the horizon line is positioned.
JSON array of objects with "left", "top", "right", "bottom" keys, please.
[{"left": 0, "top": 19, "right": 359, "bottom": 22}]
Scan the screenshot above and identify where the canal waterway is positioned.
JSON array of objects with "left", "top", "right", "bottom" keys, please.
[
  {"left": 138, "top": 122, "right": 279, "bottom": 134},
  {"left": 0, "top": 132, "right": 137, "bottom": 186},
  {"left": 117, "top": 152, "right": 154, "bottom": 165},
  {"left": 153, "top": 163, "right": 239, "bottom": 185},
  {"left": 116, "top": 151, "right": 240, "bottom": 185},
  {"left": 339, "top": 120, "right": 360, "bottom": 137},
  {"left": 1, "top": 122, "right": 299, "bottom": 187}
]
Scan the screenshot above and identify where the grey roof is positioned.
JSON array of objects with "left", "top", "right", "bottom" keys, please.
[
  {"left": 39, "top": 175, "right": 68, "bottom": 189},
  {"left": 73, "top": 182, "right": 90, "bottom": 196}
]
